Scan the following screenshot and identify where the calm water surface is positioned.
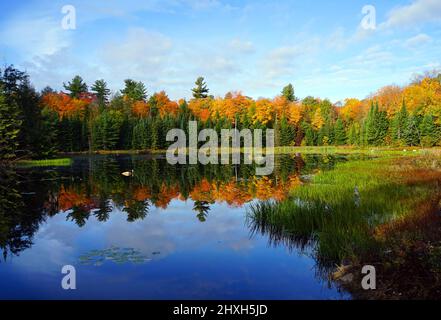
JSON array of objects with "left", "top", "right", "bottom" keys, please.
[{"left": 0, "top": 155, "right": 351, "bottom": 299}]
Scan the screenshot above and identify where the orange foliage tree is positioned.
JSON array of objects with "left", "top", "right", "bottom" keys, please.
[
  {"left": 41, "top": 92, "right": 91, "bottom": 118},
  {"left": 154, "top": 91, "right": 179, "bottom": 117}
]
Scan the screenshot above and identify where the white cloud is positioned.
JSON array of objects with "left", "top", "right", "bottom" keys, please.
[
  {"left": 382, "top": 0, "right": 441, "bottom": 29},
  {"left": 261, "top": 38, "right": 320, "bottom": 79},
  {"left": 404, "top": 33, "right": 433, "bottom": 47},
  {"left": 228, "top": 38, "right": 255, "bottom": 54},
  {"left": 350, "top": 45, "right": 395, "bottom": 69},
  {"left": 0, "top": 15, "right": 70, "bottom": 57},
  {"left": 99, "top": 28, "right": 173, "bottom": 86}
]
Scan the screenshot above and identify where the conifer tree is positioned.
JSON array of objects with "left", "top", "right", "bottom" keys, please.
[
  {"left": 63, "top": 75, "right": 88, "bottom": 98},
  {"left": 91, "top": 79, "right": 110, "bottom": 108},
  {"left": 0, "top": 87, "right": 21, "bottom": 160},
  {"left": 334, "top": 118, "right": 347, "bottom": 145},
  {"left": 281, "top": 84, "right": 297, "bottom": 102},
  {"left": 278, "top": 116, "right": 295, "bottom": 146},
  {"left": 192, "top": 77, "right": 209, "bottom": 99},
  {"left": 391, "top": 101, "right": 408, "bottom": 144},
  {"left": 403, "top": 115, "right": 421, "bottom": 146},
  {"left": 419, "top": 114, "right": 436, "bottom": 147}
]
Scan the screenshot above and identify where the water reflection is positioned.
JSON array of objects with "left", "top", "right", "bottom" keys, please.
[
  {"left": 0, "top": 154, "right": 349, "bottom": 260},
  {"left": 0, "top": 154, "right": 352, "bottom": 299}
]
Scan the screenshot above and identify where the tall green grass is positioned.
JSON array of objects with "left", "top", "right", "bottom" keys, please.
[
  {"left": 247, "top": 157, "right": 438, "bottom": 265},
  {"left": 16, "top": 158, "right": 73, "bottom": 167}
]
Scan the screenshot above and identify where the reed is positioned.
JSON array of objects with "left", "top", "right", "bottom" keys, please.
[
  {"left": 16, "top": 158, "right": 73, "bottom": 167},
  {"left": 247, "top": 156, "right": 441, "bottom": 264}
]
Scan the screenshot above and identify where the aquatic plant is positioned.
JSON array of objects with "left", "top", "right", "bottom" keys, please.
[
  {"left": 247, "top": 156, "right": 441, "bottom": 265},
  {"left": 16, "top": 158, "right": 72, "bottom": 167}
]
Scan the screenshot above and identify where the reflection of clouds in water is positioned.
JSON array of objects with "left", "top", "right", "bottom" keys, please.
[
  {"left": 11, "top": 237, "right": 75, "bottom": 274},
  {"left": 102, "top": 200, "right": 255, "bottom": 259},
  {"left": 102, "top": 206, "right": 176, "bottom": 261},
  {"left": 9, "top": 198, "right": 256, "bottom": 273},
  {"left": 9, "top": 213, "right": 80, "bottom": 273},
  {"left": 156, "top": 200, "right": 256, "bottom": 252}
]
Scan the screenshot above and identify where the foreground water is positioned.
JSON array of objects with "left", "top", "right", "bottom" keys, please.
[{"left": 0, "top": 155, "right": 351, "bottom": 299}]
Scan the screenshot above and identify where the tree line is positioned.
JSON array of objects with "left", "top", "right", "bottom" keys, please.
[{"left": 1, "top": 66, "right": 440, "bottom": 160}]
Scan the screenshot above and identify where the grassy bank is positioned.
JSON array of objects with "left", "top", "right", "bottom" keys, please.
[
  {"left": 274, "top": 146, "right": 441, "bottom": 156},
  {"left": 16, "top": 158, "right": 73, "bottom": 167},
  {"left": 247, "top": 153, "right": 441, "bottom": 298},
  {"left": 57, "top": 146, "right": 441, "bottom": 158}
]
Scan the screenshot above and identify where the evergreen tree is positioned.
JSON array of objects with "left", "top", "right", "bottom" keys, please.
[
  {"left": 132, "top": 118, "right": 150, "bottom": 150},
  {"left": 278, "top": 116, "right": 295, "bottom": 146},
  {"left": 150, "top": 117, "right": 160, "bottom": 150},
  {"left": 121, "top": 79, "right": 147, "bottom": 101},
  {"left": 365, "top": 103, "right": 389, "bottom": 146},
  {"left": 0, "top": 66, "right": 52, "bottom": 158},
  {"left": 391, "top": 101, "right": 408, "bottom": 144},
  {"left": 348, "top": 123, "right": 360, "bottom": 145},
  {"left": 41, "top": 86, "right": 55, "bottom": 95},
  {"left": 302, "top": 122, "right": 316, "bottom": 146},
  {"left": 403, "top": 115, "right": 421, "bottom": 146},
  {"left": 15, "top": 78, "right": 44, "bottom": 157},
  {"left": 192, "top": 77, "right": 209, "bottom": 99},
  {"left": 91, "top": 79, "right": 110, "bottom": 108},
  {"left": 148, "top": 95, "right": 159, "bottom": 118},
  {"left": 39, "top": 108, "right": 59, "bottom": 157},
  {"left": 0, "top": 87, "right": 21, "bottom": 160},
  {"left": 93, "top": 111, "right": 123, "bottom": 150},
  {"left": 419, "top": 114, "right": 437, "bottom": 147},
  {"left": 0, "top": 65, "right": 27, "bottom": 102},
  {"left": 320, "top": 120, "right": 334, "bottom": 146},
  {"left": 334, "top": 118, "right": 347, "bottom": 145},
  {"left": 376, "top": 109, "right": 389, "bottom": 145},
  {"left": 365, "top": 104, "right": 376, "bottom": 145},
  {"left": 63, "top": 75, "right": 88, "bottom": 98},
  {"left": 281, "top": 84, "right": 297, "bottom": 102}
]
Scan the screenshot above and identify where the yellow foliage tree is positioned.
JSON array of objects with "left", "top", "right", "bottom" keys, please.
[{"left": 311, "top": 107, "right": 325, "bottom": 129}]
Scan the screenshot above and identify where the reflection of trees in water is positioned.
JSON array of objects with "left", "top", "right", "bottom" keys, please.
[
  {"left": 66, "top": 206, "right": 90, "bottom": 227},
  {"left": 193, "top": 200, "right": 211, "bottom": 222},
  {"left": 123, "top": 200, "right": 149, "bottom": 222},
  {"left": 0, "top": 154, "right": 346, "bottom": 259},
  {"left": 94, "top": 198, "right": 112, "bottom": 222},
  {"left": 0, "top": 165, "right": 45, "bottom": 261}
]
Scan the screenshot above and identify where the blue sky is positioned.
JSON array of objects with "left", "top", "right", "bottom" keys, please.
[{"left": 0, "top": 0, "right": 440, "bottom": 102}]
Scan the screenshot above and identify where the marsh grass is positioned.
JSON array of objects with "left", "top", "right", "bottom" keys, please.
[
  {"left": 16, "top": 158, "right": 73, "bottom": 167},
  {"left": 247, "top": 156, "right": 441, "bottom": 265}
]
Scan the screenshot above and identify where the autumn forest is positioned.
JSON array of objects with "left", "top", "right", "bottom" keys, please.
[{"left": 1, "top": 65, "right": 441, "bottom": 160}]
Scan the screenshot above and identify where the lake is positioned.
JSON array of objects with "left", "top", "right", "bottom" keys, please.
[{"left": 0, "top": 154, "right": 352, "bottom": 299}]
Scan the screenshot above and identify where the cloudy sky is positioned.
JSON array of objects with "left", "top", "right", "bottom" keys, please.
[{"left": 0, "top": 0, "right": 440, "bottom": 102}]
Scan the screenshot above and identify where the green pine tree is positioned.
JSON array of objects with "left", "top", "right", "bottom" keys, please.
[
  {"left": 192, "top": 77, "right": 209, "bottom": 99},
  {"left": 91, "top": 79, "right": 110, "bottom": 108},
  {"left": 278, "top": 116, "right": 295, "bottom": 146},
  {"left": 281, "top": 84, "right": 297, "bottom": 102},
  {"left": 403, "top": 115, "right": 421, "bottom": 146},
  {"left": 63, "top": 75, "right": 88, "bottom": 98},
  {"left": 0, "top": 88, "right": 21, "bottom": 160},
  {"left": 391, "top": 101, "right": 408, "bottom": 145},
  {"left": 121, "top": 79, "right": 147, "bottom": 101},
  {"left": 419, "top": 114, "right": 437, "bottom": 147},
  {"left": 334, "top": 118, "right": 347, "bottom": 145}
]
